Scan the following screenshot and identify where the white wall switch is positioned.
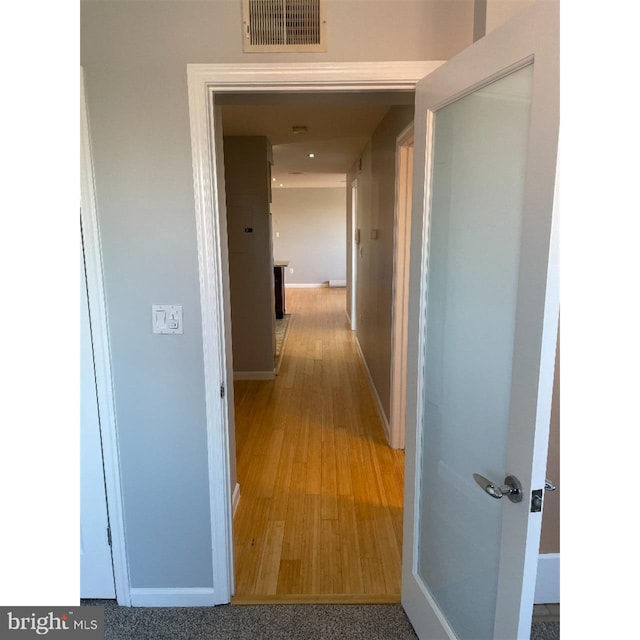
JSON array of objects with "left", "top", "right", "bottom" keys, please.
[{"left": 152, "top": 304, "right": 183, "bottom": 334}]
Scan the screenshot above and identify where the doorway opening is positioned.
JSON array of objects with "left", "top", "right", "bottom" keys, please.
[
  {"left": 231, "top": 286, "right": 404, "bottom": 602},
  {"left": 186, "top": 61, "right": 441, "bottom": 606},
  {"left": 216, "top": 93, "right": 417, "bottom": 602}
]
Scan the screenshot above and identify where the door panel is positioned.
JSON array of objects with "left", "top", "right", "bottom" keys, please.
[
  {"left": 80, "top": 242, "right": 116, "bottom": 599},
  {"left": 416, "top": 63, "right": 534, "bottom": 640},
  {"left": 402, "top": 4, "right": 559, "bottom": 639}
]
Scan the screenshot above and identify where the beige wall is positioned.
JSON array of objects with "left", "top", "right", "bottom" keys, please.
[
  {"left": 223, "top": 136, "right": 276, "bottom": 375},
  {"left": 82, "top": 0, "right": 475, "bottom": 66},
  {"left": 485, "top": 0, "right": 535, "bottom": 33},
  {"left": 272, "top": 188, "right": 347, "bottom": 286}
]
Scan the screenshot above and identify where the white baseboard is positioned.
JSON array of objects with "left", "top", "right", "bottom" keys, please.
[
  {"left": 129, "top": 588, "right": 217, "bottom": 607},
  {"left": 233, "top": 370, "right": 275, "bottom": 380},
  {"left": 232, "top": 482, "right": 241, "bottom": 517},
  {"left": 534, "top": 552, "right": 560, "bottom": 604},
  {"left": 354, "top": 336, "right": 391, "bottom": 445},
  {"left": 329, "top": 279, "right": 347, "bottom": 288},
  {"left": 285, "top": 282, "right": 328, "bottom": 288}
]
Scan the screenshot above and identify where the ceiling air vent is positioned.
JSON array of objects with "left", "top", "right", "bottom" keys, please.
[{"left": 242, "top": 0, "right": 327, "bottom": 53}]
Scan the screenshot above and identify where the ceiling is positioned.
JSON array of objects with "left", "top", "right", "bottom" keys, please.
[{"left": 220, "top": 92, "right": 414, "bottom": 189}]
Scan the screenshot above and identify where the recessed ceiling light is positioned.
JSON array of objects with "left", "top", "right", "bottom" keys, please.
[
  {"left": 308, "top": 153, "right": 315, "bottom": 158},
  {"left": 272, "top": 177, "right": 276, "bottom": 181},
  {"left": 280, "top": 183, "right": 284, "bottom": 187}
]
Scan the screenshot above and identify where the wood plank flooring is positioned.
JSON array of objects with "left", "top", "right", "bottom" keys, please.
[{"left": 232, "top": 287, "right": 404, "bottom": 603}]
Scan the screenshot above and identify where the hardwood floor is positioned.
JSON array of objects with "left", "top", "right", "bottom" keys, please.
[{"left": 232, "top": 287, "right": 404, "bottom": 604}]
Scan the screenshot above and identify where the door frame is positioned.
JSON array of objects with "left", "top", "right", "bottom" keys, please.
[
  {"left": 186, "top": 61, "right": 444, "bottom": 603},
  {"left": 349, "top": 178, "right": 358, "bottom": 331},
  {"left": 80, "top": 69, "right": 131, "bottom": 605},
  {"left": 389, "top": 123, "right": 414, "bottom": 450}
]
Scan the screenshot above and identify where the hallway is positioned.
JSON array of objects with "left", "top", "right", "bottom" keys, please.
[{"left": 232, "top": 287, "right": 404, "bottom": 603}]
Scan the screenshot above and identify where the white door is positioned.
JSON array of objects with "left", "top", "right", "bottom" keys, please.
[
  {"left": 402, "top": 4, "right": 558, "bottom": 640},
  {"left": 80, "top": 238, "right": 116, "bottom": 598}
]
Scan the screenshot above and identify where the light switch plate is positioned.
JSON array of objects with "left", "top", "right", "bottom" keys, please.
[{"left": 152, "top": 304, "right": 183, "bottom": 334}]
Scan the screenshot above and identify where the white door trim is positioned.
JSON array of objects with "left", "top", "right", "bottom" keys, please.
[
  {"left": 80, "top": 69, "right": 131, "bottom": 605},
  {"left": 534, "top": 553, "right": 560, "bottom": 604},
  {"left": 129, "top": 588, "right": 217, "bottom": 608},
  {"left": 350, "top": 178, "right": 358, "bottom": 331},
  {"left": 186, "top": 61, "right": 444, "bottom": 603},
  {"left": 187, "top": 62, "right": 443, "bottom": 93},
  {"left": 389, "top": 123, "right": 414, "bottom": 450}
]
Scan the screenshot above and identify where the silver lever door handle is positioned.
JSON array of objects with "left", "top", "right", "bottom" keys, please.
[
  {"left": 544, "top": 479, "right": 556, "bottom": 491},
  {"left": 473, "top": 473, "right": 523, "bottom": 503}
]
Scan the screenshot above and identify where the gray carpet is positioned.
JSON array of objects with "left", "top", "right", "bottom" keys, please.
[
  {"left": 531, "top": 621, "right": 561, "bottom": 640},
  {"left": 82, "top": 600, "right": 558, "bottom": 639}
]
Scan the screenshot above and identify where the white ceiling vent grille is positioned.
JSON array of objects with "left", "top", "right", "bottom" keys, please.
[{"left": 242, "top": 0, "right": 327, "bottom": 53}]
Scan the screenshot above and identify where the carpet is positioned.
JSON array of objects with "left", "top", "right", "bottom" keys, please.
[
  {"left": 530, "top": 620, "right": 561, "bottom": 640},
  {"left": 82, "top": 600, "right": 558, "bottom": 640}
]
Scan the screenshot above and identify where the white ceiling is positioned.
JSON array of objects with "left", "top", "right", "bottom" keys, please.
[{"left": 220, "top": 93, "right": 413, "bottom": 189}]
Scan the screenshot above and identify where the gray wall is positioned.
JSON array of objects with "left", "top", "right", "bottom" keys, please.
[
  {"left": 271, "top": 188, "right": 346, "bottom": 286},
  {"left": 80, "top": 0, "right": 474, "bottom": 591},
  {"left": 348, "top": 106, "right": 415, "bottom": 423},
  {"left": 224, "top": 137, "right": 275, "bottom": 375}
]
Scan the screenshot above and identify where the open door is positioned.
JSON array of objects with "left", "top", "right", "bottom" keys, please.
[
  {"left": 80, "top": 68, "right": 129, "bottom": 605},
  {"left": 80, "top": 232, "right": 116, "bottom": 599},
  {"left": 402, "top": 3, "right": 558, "bottom": 639}
]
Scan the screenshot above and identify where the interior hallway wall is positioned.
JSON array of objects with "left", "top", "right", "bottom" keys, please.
[
  {"left": 271, "top": 187, "right": 346, "bottom": 286},
  {"left": 223, "top": 136, "right": 275, "bottom": 376},
  {"left": 347, "top": 106, "right": 415, "bottom": 425}
]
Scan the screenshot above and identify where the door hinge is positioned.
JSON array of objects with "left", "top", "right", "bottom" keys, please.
[
  {"left": 220, "top": 384, "right": 225, "bottom": 399},
  {"left": 107, "top": 526, "right": 112, "bottom": 547}
]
